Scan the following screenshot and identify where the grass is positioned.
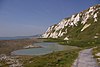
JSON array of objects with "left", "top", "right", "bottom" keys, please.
[
  {"left": 93, "top": 47, "right": 100, "bottom": 65},
  {"left": 61, "top": 40, "right": 100, "bottom": 48},
  {"left": 24, "top": 5, "right": 100, "bottom": 66},
  {"left": 23, "top": 38, "right": 81, "bottom": 67},
  {"left": 0, "top": 38, "right": 80, "bottom": 67},
  {"left": 1, "top": 38, "right": 99, "bottom": 67},
  {"left": 42, "top": 38, "right": 100, "bottom": 48},
  {"left": 24, "top": 49, "right": 80, "bottom": 67},
  {"left": 93, "top": 47, "right": 100, "bottom": 55},
  {"left": 0, "top": 61, "right": 8, "bottom": 67}
]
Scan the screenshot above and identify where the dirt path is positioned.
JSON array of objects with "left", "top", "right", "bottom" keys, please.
[{"left": 72, "top": 48, "right": 99, "bottom": 67}]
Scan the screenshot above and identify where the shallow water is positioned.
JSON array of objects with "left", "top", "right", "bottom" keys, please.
[{"left": 11, "top": 42, "right": 70, "bottom": 56}]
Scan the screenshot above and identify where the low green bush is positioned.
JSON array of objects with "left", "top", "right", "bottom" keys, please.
[{"left": 24, "top": 49, "right": 80, "bottom": 67}]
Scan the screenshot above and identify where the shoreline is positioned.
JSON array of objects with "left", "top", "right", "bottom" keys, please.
[
  {"left": 0, "top": 38, "right": 80, "bottom": 67},
  {"left": 0, "top": 38, "right": 39, "bottom": 55}
]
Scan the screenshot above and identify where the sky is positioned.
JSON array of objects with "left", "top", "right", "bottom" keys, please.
[{"left": 0, "top": 0, "right": 99, "bottom": 37}]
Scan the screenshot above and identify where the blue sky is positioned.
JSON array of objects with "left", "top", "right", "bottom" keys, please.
[{"left": 0, "top": 0, "right": 99, "bottom": 37}]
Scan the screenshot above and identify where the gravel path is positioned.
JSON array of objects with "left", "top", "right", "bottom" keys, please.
[{"left": 72, "top": 48, "right": 100, "bottom": 67}]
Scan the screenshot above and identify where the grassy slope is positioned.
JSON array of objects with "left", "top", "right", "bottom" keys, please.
[
  {"left": 59, "top": 5, "right": 100, "bottom": 40},
  {"left": 24, "top": 49, "right": 80, "bottom": 67}
]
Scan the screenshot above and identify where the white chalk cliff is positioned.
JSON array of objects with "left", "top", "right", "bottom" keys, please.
[{"left": 42, "top": 4, "right": 100, "bottom": 40}]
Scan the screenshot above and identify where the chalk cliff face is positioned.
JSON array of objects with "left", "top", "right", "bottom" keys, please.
[{"left": 42, "top": 4, "right": 100, "bottom": 40}]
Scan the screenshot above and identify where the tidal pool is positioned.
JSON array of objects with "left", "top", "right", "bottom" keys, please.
[{"left": 11, "top": 42, "right": 75, "bottom": 56}]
